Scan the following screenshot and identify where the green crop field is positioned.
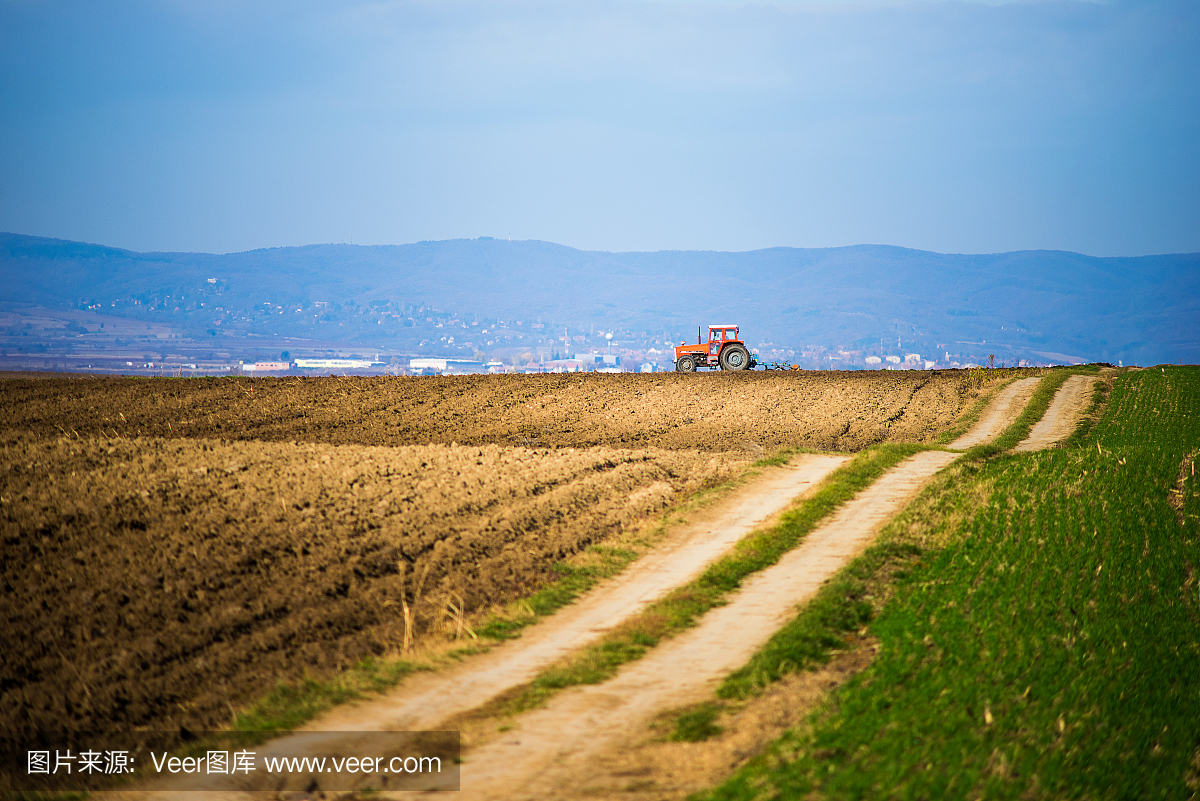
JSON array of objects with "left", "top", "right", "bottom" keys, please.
[{"left": 701, "top": 366, "right": 1200, "bottom": 800}]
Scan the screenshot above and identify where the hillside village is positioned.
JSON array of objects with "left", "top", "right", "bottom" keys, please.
[{"left": 1, "top": 291, "right": 1060, "bottom": 377}]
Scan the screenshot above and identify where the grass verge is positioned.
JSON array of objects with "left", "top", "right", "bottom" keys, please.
[
  {"left": 696, "top": 365, "right": 1200, "bottom": 800},
  {"left": 475, "top": 546, "right": 640, "bottom": 640},
  {"left": 752, "top": 445, "right": 822, "bottom": 468},
  {"left": 231, "top": 656, "right": 427, "bottom": 732},
  {"left": 962, "top": 365, "right": 1097, "bottom": 460}
]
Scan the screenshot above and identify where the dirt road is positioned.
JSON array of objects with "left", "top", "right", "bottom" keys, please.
[
  {"left": 88, "top": 370, "right": 1080, "bottom": 799},
  {"left": 458, "top": 450, "right": 959, "bottom": 800},
  {"left": 1014, "top": 374, "right": 1097, "bottom": 451},
  {"left": 947, "top": 376, "right": 1041, "bottom": 449}
]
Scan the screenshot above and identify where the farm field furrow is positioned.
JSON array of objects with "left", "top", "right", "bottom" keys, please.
[
  {"left": 701, "top": 367, "right": 1200, "bottom": 800},
  {"left": 0, "top": 435, "right": 747, "bottom": 751},
  {"left": 0, "top": 370, "right": 1006, "bottom": 453}
]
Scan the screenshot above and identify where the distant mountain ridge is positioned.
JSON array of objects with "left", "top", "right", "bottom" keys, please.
[{"left": 2, "top": 232, "right": 1197, "bottom": 366}]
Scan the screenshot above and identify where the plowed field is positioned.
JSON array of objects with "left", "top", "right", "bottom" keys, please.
[
  {"left": 0, "top": 369, "right": 1011, "bottom": 749},
  {"left": 0, "top": 370, "right": 994, "bottom": 452},
  {"left": 1, "top": 436, "right": 741, "bottom": 746}
]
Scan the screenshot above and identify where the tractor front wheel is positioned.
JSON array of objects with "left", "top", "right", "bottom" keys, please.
[
  {"left": 720, "top": 344, "right": 751, "bottom": 371},
  {"left": 676, "top": 355, "right": 697, "bottom": 372}
]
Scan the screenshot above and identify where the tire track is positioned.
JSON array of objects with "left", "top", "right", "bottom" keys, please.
[
  {"left": 457, "top": 451, "right": 959, "bottom": 801},
  {"left": 1014, "top": 374, "right": 1096, "bottom": 451},
  {"left": 948, "top": 377, "right": 1041, "bottom": 449}
]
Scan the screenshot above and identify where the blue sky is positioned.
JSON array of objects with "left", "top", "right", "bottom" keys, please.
[{"left": 1, "top": 0, "right": 1197, "bottom": 256}]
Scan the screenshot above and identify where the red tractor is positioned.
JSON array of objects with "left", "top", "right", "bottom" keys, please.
[{"left": 675, "top": 325, "right": 756, "bottom": 372}]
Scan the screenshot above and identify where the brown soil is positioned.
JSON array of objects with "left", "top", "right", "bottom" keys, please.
[
  {"left": 0, "top": 434, "right": 745, "bottom": 748},
  {"left": 0, "top": 370, "right": 1006, "bottom": 453},
  {"left": 0, "top": 369, "right": 1008, "bottom": 760}
]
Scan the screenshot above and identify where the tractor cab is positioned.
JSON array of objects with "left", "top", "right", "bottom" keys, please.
[
  {"left": 674, "top": 324, "right": 755, "bottom": 372},
  {"left": 706, "top": 326, "right": 737, "bottom": 359}
]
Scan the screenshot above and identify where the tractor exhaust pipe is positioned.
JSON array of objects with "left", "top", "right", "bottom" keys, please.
[{"left": 698, "top": 326, "right": 702, "bottom": 344}]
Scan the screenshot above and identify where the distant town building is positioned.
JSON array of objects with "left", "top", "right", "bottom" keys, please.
[
  {"left": 574, "top": 353, "right": 621, "bottom": 367},
  {"left": 408, "top": 358, "right": 486, "bottom": 374},
  {"left": 244, "top": 361, "right": 291, "bottom": 371},
  {"left": 865, "top": 356, "right": 882, "bottom": 365},
  {"left": 294, "top": 358, "right": 377, "bottom": 369},
  {"left": 409, "top": 358, "right": 449, "bottom": 371}
]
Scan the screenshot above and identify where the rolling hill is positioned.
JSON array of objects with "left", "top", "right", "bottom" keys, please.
[{"left": 2, "top": 233, "right": 1196, "bottom": 366}]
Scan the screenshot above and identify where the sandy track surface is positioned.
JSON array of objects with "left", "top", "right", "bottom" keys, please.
[
  {"left": 947, "top": 376, "right": 1041, "bottom": 449},
  {"left": 1014, "top": 374, "right": 1096, "bottom": 451},
  {"left": 456, "top": 450, "right": 959, "bottom": 801}
]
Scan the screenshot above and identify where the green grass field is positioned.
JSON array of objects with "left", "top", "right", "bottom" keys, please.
[{"left": 700, "top": 366, "right": 1200, "bottom": 800}]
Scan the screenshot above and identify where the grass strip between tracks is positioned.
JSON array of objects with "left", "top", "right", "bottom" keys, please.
[
  {"left": 476, "top": 442, "right": 930, "bottom": 719},
  {"left": 697, "top": 366, "right": 1200, "bottom": 800},
  {"left": 962, "top": 365, "right": 1099, "bottom": 459}
]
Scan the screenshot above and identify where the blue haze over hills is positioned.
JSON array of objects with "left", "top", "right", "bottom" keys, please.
[{"left": 1, "top": 232, "right": 1196, "bottom": 370}]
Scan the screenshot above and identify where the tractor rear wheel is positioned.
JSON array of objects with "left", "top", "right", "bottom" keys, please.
[
  {"left": 720, "top": 344, "right": 751, "bottom": 371},
  {"left": 675, "top": 355, "right": 696, "bottom": 372}
]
